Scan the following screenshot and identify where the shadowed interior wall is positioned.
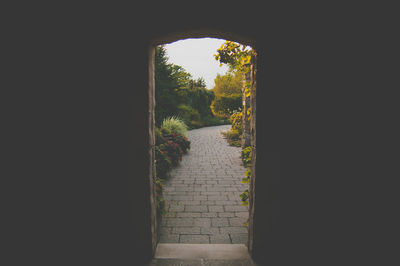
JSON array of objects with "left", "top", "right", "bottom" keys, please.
[{"left": 14, "top": 3, "right": 379, "bottom": 266}]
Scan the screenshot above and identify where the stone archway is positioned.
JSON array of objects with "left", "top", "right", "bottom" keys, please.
[{"left": 147, "top": 30, "right": 258, "bottom": 259}]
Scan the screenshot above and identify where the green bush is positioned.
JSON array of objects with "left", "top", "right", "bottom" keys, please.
[
  {"left": 241, "top": 146, "right": 252, "bottom": 167},
  {"left": 223, "top": 128, "right": 242, "bottom": 147},
  {"left": 165, "top": 132, "right": 191, "bottom": 154},
  {"left": 160, "top": 127, "right": 171, "bottom": 136},
  {"left": 161, "top": 116, "right": 188, "bottom": 136},
  {"left": 159, "top": 140, "right": 183, "bottom": 167},
  {"left": 177, "top": 104, "right": 201, "bottom": 125},
  {"left": 155, "top": 178, "right": 166, "bottom": 216},
  {"left": 190, "top": 120, "right": 205, "bottom": 129},
  {"left": 228, "top": 139, "right": 241, "bottom": 147},
  {"left": 201, "top": 116, "right": 223, "bottom": 126},
  {"left": 230, "top": 111, "right": 243, "bottom": 135},
  {"left": 225, "top": 129, "right": 241, "bottom": 141},
  {"left": 239, "top": 189, "right": 249, "bottom": 206},
  {"left": 155, "top": 127, "right": 167, "bottom": 146},
  {"left": 155, "top": 146, "right": 172, "bottom": 178},
  {"left": 211, "top": 94, "right": 242, "bottom": 117}
]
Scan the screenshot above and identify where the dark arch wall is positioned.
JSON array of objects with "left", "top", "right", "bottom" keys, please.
[
  {"left": 15, "top": 3, "right": 377, "bottom": 266},
  {"left": 149, "top": 28, "right": 256, "bottom": 48}
]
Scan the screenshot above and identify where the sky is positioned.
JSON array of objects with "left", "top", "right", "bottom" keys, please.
[{"left": 164, "top": 38, "right": 229, "bottom": 90}]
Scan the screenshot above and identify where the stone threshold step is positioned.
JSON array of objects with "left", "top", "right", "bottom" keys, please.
[{"left": 155, "top": 243, "right": 250, "bottom": 260}]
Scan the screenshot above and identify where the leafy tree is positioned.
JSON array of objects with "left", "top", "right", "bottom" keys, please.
[
  {"left": 210, "top": 69, "right": 243, "bottom": 117},
  {"left": 155, "top": 46, "right": 219, "bottom": 128},
  {"left": 214, "top": 41, "right": 255, "bottom": 98},
  {"left": 170, "top": 65, "right": 192, "bottom": 89},
  {"left": 155, "top": 46, "right": 180, "bottom": 126},
  {"left": 214, "top": 41, "right": 253, "bottom": 73},
  {"left": 212, "top": 72, "right": 243, "bottom": 96},
  {"left": 215, "top": 41, "right": 256, "bottom": 208},
  {"left": 191, "top": 77, "right": 206, "bottom": 89},
  {"left": 211, "top": 94, "right": 242, "bottom": 116}
]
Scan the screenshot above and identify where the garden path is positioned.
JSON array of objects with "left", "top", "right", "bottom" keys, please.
[{"left": 159, "top": 124, "right": 249, "bottom": 244}]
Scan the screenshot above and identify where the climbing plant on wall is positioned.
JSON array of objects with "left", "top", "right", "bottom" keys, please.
[{"left": 215, "top": 41, "right": 255, "bottom": 220}]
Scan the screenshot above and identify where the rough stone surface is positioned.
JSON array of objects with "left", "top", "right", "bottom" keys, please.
[{"left": 159, "top": 125, "right": 249, "bottom": 244}]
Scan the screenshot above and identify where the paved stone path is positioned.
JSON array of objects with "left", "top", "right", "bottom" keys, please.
[{"left": 159, "top": 125, "right": 249, "bottom": 245}]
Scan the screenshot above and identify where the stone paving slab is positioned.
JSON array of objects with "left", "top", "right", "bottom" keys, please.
[
  {"left": 149, "top": 244, "right": 257, "bottom": 265},
  {"left": 159, "top": 125, "right": 249, "bottom": 245}
]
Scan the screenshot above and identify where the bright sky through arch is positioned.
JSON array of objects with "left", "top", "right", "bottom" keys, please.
[{"left": 164, "top": 38, "right": 229, "bottom": 90}]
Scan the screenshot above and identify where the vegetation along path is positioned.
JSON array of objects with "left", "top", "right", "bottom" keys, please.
[{"left": 159, "top": 124, "right": 249, "bottom": 244}]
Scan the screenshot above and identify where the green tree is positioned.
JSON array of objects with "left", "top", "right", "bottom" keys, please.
[
  {"left": 155, "top": 45, "right": 218, "bottom": 128},
  {"left": 155, "top": 46, "right": 182, "bottom": 126},
  {"left": 210, "top": 94, "right": 242, "bottom": 116},
  {"left": 210, "top": 71, "right": 243, "bottom": 117},
  {"left": 212, "top": 72, "right": 243, "bottom": 96},
  {"left": 214, "top": 41, "right": 253, "bottom": 73},
  {"left": 214, "top": 41, "right": 255, "bottom": 98}
]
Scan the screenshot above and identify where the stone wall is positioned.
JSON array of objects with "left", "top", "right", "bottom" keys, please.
[{"left": 14, "top": 4, "right": 378, "bottom": 266}]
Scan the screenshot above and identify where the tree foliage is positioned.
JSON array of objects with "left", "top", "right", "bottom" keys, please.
[
  {"left": 210, "top": 52, "right": 245, "bottom": 117},
  {"left": 215, "top": 41, "right": 256, "bottom": 213},
  {"left": 155, "top": 46, "right": 219, "bottom": 128},
  {"left": 210, "top": 94, "right": 242, "bottom": 117},
  {"left": 155, "top": 46, "right": 180, "bottom": 125},
  {"left": 214, "top": 41, "right": 253, "bottom": 73},
  {"left": 212, "top": 72, "right": 243, "bottom": 96}
]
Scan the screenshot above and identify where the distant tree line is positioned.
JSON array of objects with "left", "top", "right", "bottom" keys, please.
[{"left": 155, "top": 46, "right": 225, "bottom": 129}]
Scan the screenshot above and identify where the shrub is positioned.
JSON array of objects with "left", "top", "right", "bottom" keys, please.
[
  {"left": 211, "top": 94, "right": 242, "bottom": 117},
  {"left": 202, "top": 116, "right": 224, "bottom": 126},
  {"left": 159, "top": 140, "right": 183, "bottom": 167},
  {"left": 165, "top": 133, "right": 190, "bottom": 154},
  {"left": 228, "top": 139, "right": 241, "bottom": 147},
  {"left": 241, "top": 146, "right": 252, "bottom": 167},
  {"left": 161, "top": 116, "right": 188, "bottom": 136},
  {"left": 190, "top": 120, "right": 205, "bottom": 129},
  {"left": 240, "top": 169, "right": 251, "bottom": 206},
  {"left": 155, "top": 178, "right": 166, "bottom": 216},
  {"left": 239, "top": 189, "right": 249, "bottom": 206},
  {"left": 155, "top": 146, "right": 172, "bottom": 178},
  {"left": 177, "top": 104, "right": 201, "bottom": 125},
  {"left": 230, "top": 111, "right": 243, "bottom": 135},
  {"left": 225, "top": 128, "right": 241, "bottom": 141},
  {"left": 223, "top": 128, "right": 242, "bottom": 147},
  {"left": 160, "top": 126, "right": 171, "bottom": 136},
  {"left": 155, "top": 127, "right": 167, "bottom": 146}
]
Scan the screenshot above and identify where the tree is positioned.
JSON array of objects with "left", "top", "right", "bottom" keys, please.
[
  {"left": 170, "top": 65, "right": 192, "bottom": 89},
  {"left": 155, "top": 45, "right": 217, "bottom": 128},
  {"left": 214, "top": 41, "right": 253, "bottom": 73},
  {"left": 155, "top": 46, "right": 180, "bottom": 126},
  {"left": 210, "top": 94, "right": 242, "bottom": 116},
  {"left": 214, "top": 41, "right": 255, "bottom": 97},
  {"left": 212, "top": 72, "right": 243, "bottom": 96},
  {"left": 214, "top": 40, "right": 256, "bottom": 148}
]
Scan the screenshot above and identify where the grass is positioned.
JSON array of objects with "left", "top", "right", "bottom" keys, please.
[{"left": 161, "top": 116, "right": 188, "bottom": 136}]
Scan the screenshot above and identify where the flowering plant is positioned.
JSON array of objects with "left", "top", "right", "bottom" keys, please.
[
  {"left": 155, "top": 146, "right": 172, "bottom": 178},
  {"left": 159, "top": 140, "right": 183, "bottom": 167},
  {"left": 165, "top": 132, "right": 190, "bottom": 154},
  {"left": 155, "top": 178, "right": 166, "bottom": 216}
]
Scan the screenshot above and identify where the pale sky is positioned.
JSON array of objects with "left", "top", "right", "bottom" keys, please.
[{"left": 164, "top": 38, "right": 229, "bottom": 90}]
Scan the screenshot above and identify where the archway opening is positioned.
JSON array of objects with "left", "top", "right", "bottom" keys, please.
[{"left": 148, "top": 33, "right": 257, "bottom": 262}]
